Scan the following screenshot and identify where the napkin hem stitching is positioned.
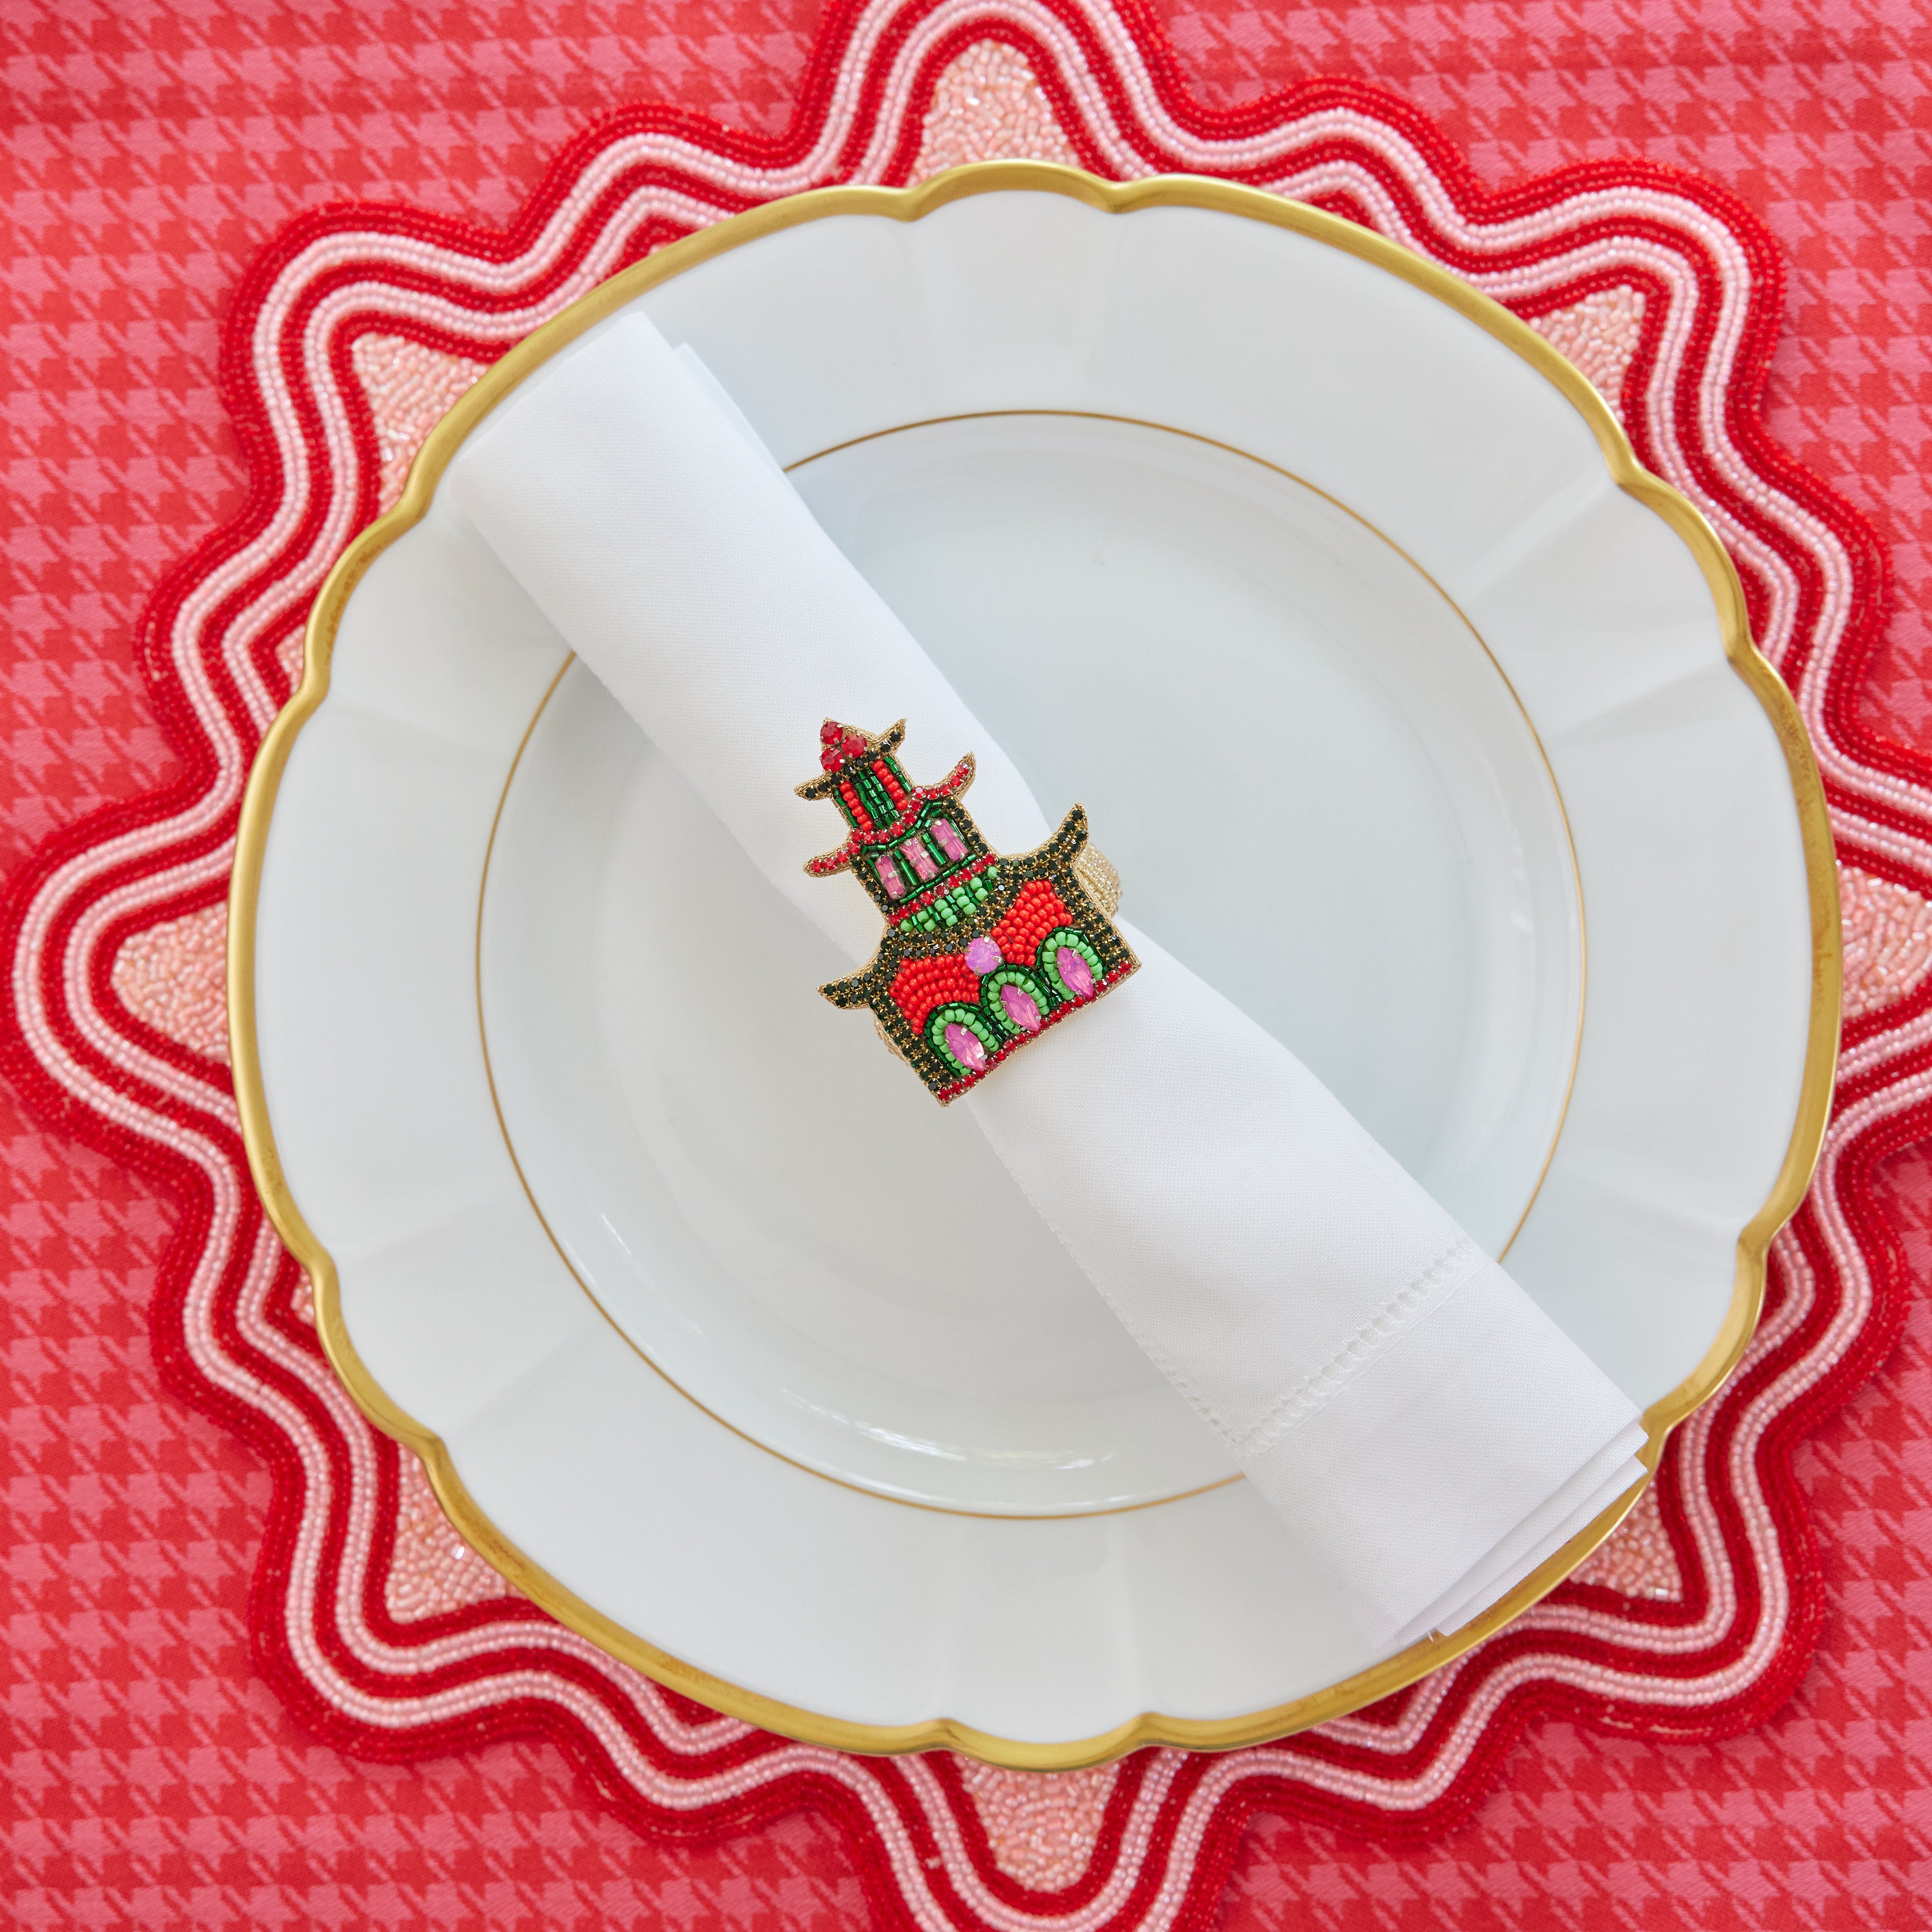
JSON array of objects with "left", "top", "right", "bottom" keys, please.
[{"left": 1232, "top": 1236, "right": 1487, "bottom": 1462}]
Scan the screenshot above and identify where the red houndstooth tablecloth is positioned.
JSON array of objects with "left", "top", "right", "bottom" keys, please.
[{"left": 3, "top": 3, "right": 1927, "bottom": 1926}]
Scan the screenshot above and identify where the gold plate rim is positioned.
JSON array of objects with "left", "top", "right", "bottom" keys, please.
[{"left": 226, "top": 162, "right": 1842, "bottom": 1772}]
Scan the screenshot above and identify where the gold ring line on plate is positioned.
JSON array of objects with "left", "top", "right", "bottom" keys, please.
[
  {"left": 471, "top": 407, "right": 1589, "bottom": 1522},
  {"left": 226, "top": 162, "right": 1843, "bottom": 1772}
]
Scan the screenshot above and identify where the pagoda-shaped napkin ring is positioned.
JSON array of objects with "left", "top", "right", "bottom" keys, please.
[{"left": 801, "top": 719, "right": 1138, "bottom": 1102}]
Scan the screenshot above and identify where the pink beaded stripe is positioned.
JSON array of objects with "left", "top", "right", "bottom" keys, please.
[
  {"left": 1840, "top": 864, "right": 1932, "bottom": 1020},
  {"left": 3, "top": 1, "right": 1899, "bottom": 1917}
]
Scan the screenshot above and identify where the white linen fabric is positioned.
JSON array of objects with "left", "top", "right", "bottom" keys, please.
[{"left": 444, "top": 312, "right": 1646, "bottom": 1654}]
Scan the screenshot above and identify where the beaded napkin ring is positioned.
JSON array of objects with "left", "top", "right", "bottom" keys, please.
[{"left": 801, "top": 719, "right": 1138, "bottom": 1102}]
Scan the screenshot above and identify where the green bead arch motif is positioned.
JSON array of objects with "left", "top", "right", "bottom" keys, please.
[
  {"left": 982, "top": 964, "right": 1055, "bottom": 1038},
  {"left": 1039, "top": 927, "right": 1105, "bottom": 1002},
  {"left": 926, "top": 1001, "right": 1002, "bottom": 1077}
]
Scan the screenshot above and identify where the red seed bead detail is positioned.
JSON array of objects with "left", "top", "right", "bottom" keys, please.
[
  {"left": 989, "top": 880, "right": 1069, "bottom": 963},
  {"left": 889, "top": 953, "right": 980, "bottom": 1031}
]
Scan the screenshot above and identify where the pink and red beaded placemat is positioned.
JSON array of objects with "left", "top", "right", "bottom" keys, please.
[{"left": 4, "top": 2, "right": 1926, "bottom": 1925}]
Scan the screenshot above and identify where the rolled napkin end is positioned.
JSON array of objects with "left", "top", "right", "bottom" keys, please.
[
  {"left": 1409, "top": 1421, "right": 1649, "bottom": 1647},
  {"left": 1240, "top": 1257, "right": 1648, "bottom": 1651}
]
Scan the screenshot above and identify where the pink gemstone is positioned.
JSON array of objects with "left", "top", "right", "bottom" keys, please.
[
  {"left": 1000, "top": 982, "right": 1043, "bottom": 1034},
  {"left": 1058, "top": 946, "right": 1095, "bottom": 998},
  {"left": 932, "top": 818, "right": 967, "bottom": 861},
  {"left": 964, "top": 936, "right": 1001, "bottom": 975},
  {"left": 902, "top": 838, "right": 938, "bottom": 882},
  {"left": 876, "top": 855, "right": 906, "bottom": 900},
  {"left": 945, "top": 1022, "right": 988, "bottom": 1073}
]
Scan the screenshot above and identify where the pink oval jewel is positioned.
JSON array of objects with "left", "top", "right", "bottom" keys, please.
[
  {"left": 1000, "top": 982, "right": 1043, "bottom": 1034},
  {"left": 932, "top": 818, "right": 967, "bottom": 862},
  {"left": 876, "top": 855, "right": 906, "bottom": 900},
  {"left": 945, "top": 1022, "right": 988, "bottom": 1073},
  {"left": 1057, "top": 946, "right": 1095, "bottom": 998},
  {"left": 964, "top": 935, "right": 1001, "bottom": 975}
]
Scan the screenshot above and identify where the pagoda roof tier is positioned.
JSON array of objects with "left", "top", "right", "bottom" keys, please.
[{"left": 802, "top": 751, "right": 976, "bottom": 877}]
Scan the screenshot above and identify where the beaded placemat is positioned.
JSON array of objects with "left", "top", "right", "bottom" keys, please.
[{"left": 1, "top": 2, "right": 1912, "bottom": 1926}]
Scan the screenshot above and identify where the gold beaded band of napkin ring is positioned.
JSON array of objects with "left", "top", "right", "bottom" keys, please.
[{"left": 802, "top": 719, "right": 1137, "bottom": 1103}]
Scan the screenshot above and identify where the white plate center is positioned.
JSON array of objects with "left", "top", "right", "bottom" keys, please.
[{"left": 479, "top": 413, "right": 1581, "bottom": 1515}]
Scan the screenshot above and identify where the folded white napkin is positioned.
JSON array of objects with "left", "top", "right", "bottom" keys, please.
[{"left": 444, "top": 312, "right": 1646, "bottom": 1653}]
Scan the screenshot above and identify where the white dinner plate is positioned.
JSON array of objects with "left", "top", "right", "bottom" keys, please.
[{"left": 231, "top": 166, "right": 1838, "bottom": 1767}]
